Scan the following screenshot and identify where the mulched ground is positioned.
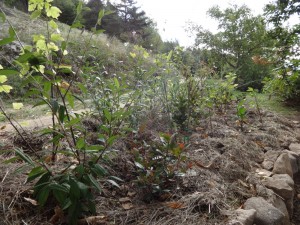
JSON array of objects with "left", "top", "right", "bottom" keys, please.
[{"left": 0, "top": 106, "right": 300, "bottom": 225}]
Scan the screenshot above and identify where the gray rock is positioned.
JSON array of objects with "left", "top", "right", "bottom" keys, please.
[
  {"left": 263, "top": 174, "right": 294, "bottom": 200},
  {"left": 224, "top": 209, "right": 256, "bottom": 225},
  {"left": 289, "top": 143, "right": 300, "bottom": 154},
  {"left": 271, "top": 195, "right": 290, "bottom": 224},
  {"left": 256, "top": 185, "right": 290, "bottom": 224},
  {"left": 262, "top": 151, "right": 280, "bottom": 171},
  {"left": 283, "top": 150, "right": 299, "bottom": 175},
  {"left": 244, "top": 197, "right": 285, "bottom": 225},
  {"left": 273, "top": 153, "right": 293, "bottom": 178}
]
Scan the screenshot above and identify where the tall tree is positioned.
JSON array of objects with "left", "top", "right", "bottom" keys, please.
[
  {"left": 195, "top": 5, "right": 274, "bottom": 89},
  {"left": 263, "top": 0, "right": 300, "bottom": 100},
  {"left": 83, "top": 0, "right": 105, "bottom": 30},
  {"left": 101, "top": 1, "right": 123, "bottom": 38},
  {"left": 4, "top": 0, "right": 28, "bottom": 12},
  {"left": 52, "top": 0, "right": 79, "bottom": 25},
  {"left": 116, "top": 0, "right": 150, "bottom": 43}
]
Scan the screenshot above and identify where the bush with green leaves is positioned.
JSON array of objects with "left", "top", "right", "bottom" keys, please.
[
  {"left": 205, "top": 73, "right": 238, "bottom": 113},
  {"left": 170, "top": 47, "right": 202, "bottom": 132},
  {"left": 132, "top": 133, "right": 186, "bottom": 201},
  {"left": 236, "top": 98, "right": 247, "bottom": 131},
  {"left": 0, "top": 1, "right": 122, "bottom": 224}
]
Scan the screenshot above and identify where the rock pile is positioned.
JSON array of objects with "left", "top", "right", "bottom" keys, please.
[{"left": 227, "top": 143, "right": 300, "bottom": 225}]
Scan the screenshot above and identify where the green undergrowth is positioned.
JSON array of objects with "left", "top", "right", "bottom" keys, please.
[{"left": 247, "top": 92, "right": 300, "bottom": 119}]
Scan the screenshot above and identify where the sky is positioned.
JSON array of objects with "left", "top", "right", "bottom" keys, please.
[
  {"left": 110, "top": 0, "right": 299, "bottom": 47},
  {"left": 135, "top": 0, "right": 273, "bottom": 46}
]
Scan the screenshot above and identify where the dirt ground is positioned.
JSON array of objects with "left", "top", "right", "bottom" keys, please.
[{"left": 0, "top": 107, "right": 300, "bottom": 225}]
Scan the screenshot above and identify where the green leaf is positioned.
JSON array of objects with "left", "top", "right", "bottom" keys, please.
[
  {"left": 48, "top": 20, "right": 58, "bottom": 29},
  {"left": 76, "top": 138, "right": 85, "bottom": 149},
  {"left": 51, "top": 34, "right": 64, "bottom": 42},
  {"left": 33, "top": 100, "right": 49, "bottom": 108},
  {"left": 76, "top": 1, "right": 83, "bottom": 15},
  {"left": 12, "top": 103, "right": 24, "bottom": 110},
  {"left": 167, "top": 50, "right": 173, "bottom": 61},
  {"left": 77, "top": 181, "right": 89, "bottom": 197},
  {"left": 48, "top": 183, "right": 69, "bottom": 193},
  {"left": 107, "top": 135, "right": 118, "bottom": 146},
  {"left": 66, "top": 93, "right": 75, "bottom": 109},
  {"left": 114, "top": 77, "right": 120, "bottom": 89},
  {"left": 61, "top": 41, "right": 67, "bottom": 51},
  {"left": 15, "top": 149, "right": 35, "bottom": 167},
  {"left": 103, "top": 108, "right": 111, "bottom": 122},
  {"left": 30, "top": 10, "right": 41, "bottom": 19},
  {"left": 50, "top": 99, "right": 59, "bottom": 114},
  {"left": 8, "top": 27, "right": 15, "bottom": 38},
  {"left": 46, "top": 6, "right": 62, "bottom": 19},
  {"left": 3, "top": 156, "right": 19, "bottom": 164},
  {"left": 65, "top": 117, "right": 81, "bottom": 127},
  {"left": 97, "top": 9, "right": 105, "bottom": 25},
  {"left": 69, "top": 177, "right": 80, "bottom": 200},
  {"left": 34, "top": 172, "right": 51, "bottom": 189},
  {"left": 0, "top": 75, "right": 7, "bottom": 83},
  {"left": 0, "top": 37, "right": 15, "bottom": 46},
  {"left": 91, "top": 164, "right": 107, "bottom": 177},
  {"left": 77, "top": 83, "right": 87, "bottom": 94},
  {"left": 0, "top": 69, "right": 19, "bottom": 75},
  {"left": 58, "top": 105, "right": 65, "bottom": 123},
  {"left": 16, "top": 52, "right": 34, "bottom": 63},
  {"left": 53, "top": 189, "right": 67, "bottom": 205},
  {"left": 74, "top": 164, "right": 84, "bottom": 177},
  {"left": 27, "top": 166, "right": 47, "bottom": 183},
  {"left": 71, "top": 20, "right": 84, "bottom": 29},
  {"left": 87, "top": 174, "right": 101, "bottom": 192},
  {"left": 37, "top": 186, "right": 50, "bottom": 206},
  {"left": 61, "top": 198, "right": 72, "bottom": 210},
  {"left": 0, "top": 12, "right": 6, "bottom": 23}
]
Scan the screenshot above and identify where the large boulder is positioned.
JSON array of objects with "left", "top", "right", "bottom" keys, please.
[
  {"left": 262, "top": 151, "right": 280, "bottom": 171},
  {"left": 262, "top": 174, "right": 294, "bottom": 216},
  {"left": 283, "top": 150, "right": 299, "bottom": 175},
  {"left": 272, "top": 153, "right": 293, "bottom": 178},
  {"left": 289, "top": 143, "right": 300, "bottom": 154},
  {"left": 256, "top": 184, "right": 290, "bottom": 224},
  {"left": 225, "top": 209, "right": 256, "bottom": 225},
  {"left": 262, "top": 174, "right": 294, "bottom": 200},
  {"left": 244, "top": 197, "right": 285, "bottom": 225}
]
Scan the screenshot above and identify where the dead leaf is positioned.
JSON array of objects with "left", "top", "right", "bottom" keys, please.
[
  {"left": 23, "top": 197, "right": 38, "bottom": 206},
  {"left": 254, "top": 141, "right": 266, "bottom": 148},
  {"left": 164, "top": 201, "right": 185, "bottom": 209},
  {"left": 44, "top": 155, "right": 52, "bottom": 163},
  {"left": 238, "top": 179, "right": 249, "bottom": 188},
  {"left": 186, "top": 161, "right": 193, "bottom": 169},
  {"left": 159, "top": 192, "right": 172, "bottom": 201},
  {"left": 122, "top": 203, "right": 134, "bottom": 210},
  {"left": 0, "top": 125, "right": 6, "bottom": 130},
  {"left": 78, "top": 215, "right": 107, "bottom": 225},
  {"left": 60, "top": 81, "right": 70, "bottom": 89},
  {"left": 195, "top": 127, "right": 204, "bottom": 131},
  {"left": 49, "top": 206, "right": 64, "bottom": 224},
  {"left": 202, "top": 133, "right": 209, "bottom": 139},
  {"left": 127, "top": 191, "right": 136, "bottom": 197},
  {"left": 119, "top": 197, "right": 131, "bottom": 203}
]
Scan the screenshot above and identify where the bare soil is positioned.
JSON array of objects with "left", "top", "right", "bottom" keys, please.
[{"left": 0, "top": 107, "right": 300, "bottom": 225}]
